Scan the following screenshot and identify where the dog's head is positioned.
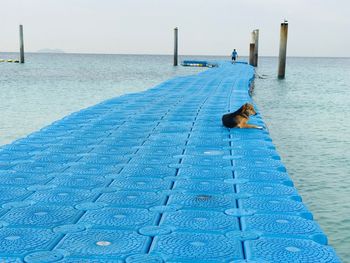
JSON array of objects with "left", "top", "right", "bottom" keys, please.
[{"left": 242, "top": 103, "right": 257, "bottom": 116}]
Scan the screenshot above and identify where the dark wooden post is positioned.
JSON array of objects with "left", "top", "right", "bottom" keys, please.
[
  {"left": 278, "top": 22, "right": 288, "bottom": 79},
  {"left": 19, "top": 25, "right": 25, "bottom": 63},
  {"left": 250, "top": 29, "right": 259, "bottom": 67},
  {"left": 249, "top": 43, "right": 255, "bottom": 66},
  {"left": 174, "top": 27, "right": 178, "bottom": 66},
  {"left": 253, "top": 29, "right": 259, "bottom": 66}
]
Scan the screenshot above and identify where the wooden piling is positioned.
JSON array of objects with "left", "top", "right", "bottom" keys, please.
[
  {"left": 174, "top": 27, "right": 178, "bottom": 66},
  {"left": 253, "top": 29, "right": 259, "bottom": 67},
  {"left": 278, "top": 22, "right": 288, "bottom": 79},
  {"left": 249, "top": 43, "right": 255, "bottom": 66},
  {"left": 251, "top": 31, "right": 257, "bottom": 66},
  {"left": 250, "top": 30, "right": 259, "bottom": 67},
  {"left": 19, "top": 25, "right": 24, "bottom": 63}
]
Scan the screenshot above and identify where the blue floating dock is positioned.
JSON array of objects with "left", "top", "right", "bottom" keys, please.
[{"left": 0, "top": 61, "right": 341, "bottom": 262}]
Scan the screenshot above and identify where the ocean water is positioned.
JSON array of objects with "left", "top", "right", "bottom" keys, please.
[
  {"left": 0, "top": 53, "right": 349, "bottom": 261},
  {"left": 254, "top": 57, "right": 350, "bottom": 262}
]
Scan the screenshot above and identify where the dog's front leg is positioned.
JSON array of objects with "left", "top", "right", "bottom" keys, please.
[{"left": 240, "top": 123, "right": 263, "bottom": 129}]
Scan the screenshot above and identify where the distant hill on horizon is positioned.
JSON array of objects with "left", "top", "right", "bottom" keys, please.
[{"left": 37, "top": 48, "right": 65, "bottom": 53}]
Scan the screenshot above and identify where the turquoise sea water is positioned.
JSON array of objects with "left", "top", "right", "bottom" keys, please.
[
  {"left": 0, "top": 53, "right": 349, "bottom": 261},
  {"left": 254, "top": 57, "right": 350, "bottom": 262}
]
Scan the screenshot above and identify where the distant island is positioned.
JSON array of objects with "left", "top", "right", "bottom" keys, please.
[{"left": 37, "top": 48, "right": 65, "bottom": 53}]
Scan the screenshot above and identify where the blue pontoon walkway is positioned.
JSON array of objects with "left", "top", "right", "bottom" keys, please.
[{"left": 0, "top": 62, "right": 340, "bottom": 262}]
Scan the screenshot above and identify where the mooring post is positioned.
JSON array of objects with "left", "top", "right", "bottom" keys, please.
[
  {"left": 173, "top": 27, "right": 178, "bottom": 66},
  {"left": 253, "top": 29, "right": 259, "bottom": 67},
  {"left": 19, "top": 25, "right": 25, "bottom": 63},
  {"left": 278, "top": 22, "right": 288, "bottom": 79},
  {"left": 250, "top": 29, "right": 259, "bottom": 67},
  {"left": 249, "top": 43, "right": 255, "bottom": 66}
]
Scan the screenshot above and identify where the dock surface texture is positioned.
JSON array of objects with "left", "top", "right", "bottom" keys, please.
[{"left": 0, "top": 62, "right": 341, "bottom": 263}]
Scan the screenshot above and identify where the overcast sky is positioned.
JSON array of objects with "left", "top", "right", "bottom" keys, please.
[{"left": 1, "top": 0, "right": 349, "bottom": 56}]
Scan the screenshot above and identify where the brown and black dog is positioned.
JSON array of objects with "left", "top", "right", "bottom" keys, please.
[{"left": 222, "top": 103, "right": 263, "bottom": 129}]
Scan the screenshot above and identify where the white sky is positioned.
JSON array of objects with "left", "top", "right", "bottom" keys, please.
[{"left": 1, "top": 0, "right": 349, "bottom": 56}]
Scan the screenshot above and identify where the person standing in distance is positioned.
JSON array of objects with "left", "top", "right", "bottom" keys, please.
[{"left": 231, "top": 49, "right": 238, "bottom": 64}]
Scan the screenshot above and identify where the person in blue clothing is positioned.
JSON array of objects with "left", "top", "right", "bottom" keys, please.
[{"left": 231, "top": 49, "right": 238, "bottom": 63}]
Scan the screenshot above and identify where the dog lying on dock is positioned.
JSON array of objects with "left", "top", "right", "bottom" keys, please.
[{"left": 222, "top": 103, "right": 263, "bottom": 129}]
